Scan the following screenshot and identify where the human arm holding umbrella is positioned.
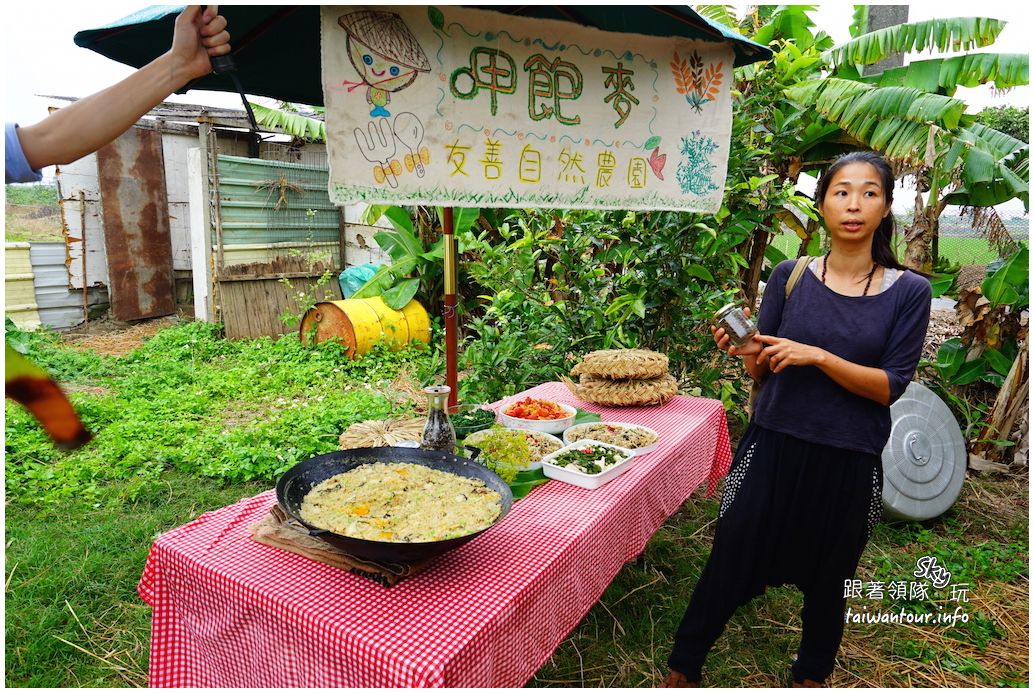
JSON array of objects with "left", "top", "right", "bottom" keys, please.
[
  {"left": 5, "top": 6, "right": 230, "bottom": 450},
  {"left": 12, "top": 5, "right": 230, "bottom": 174}
]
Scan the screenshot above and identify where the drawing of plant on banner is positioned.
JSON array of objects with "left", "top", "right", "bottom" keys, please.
[
  {"left": 676, "top": 131, "right": 720, "bottom": 196},
  {"left": 671, "top": 50, "right": 723, "bottom": 113}
]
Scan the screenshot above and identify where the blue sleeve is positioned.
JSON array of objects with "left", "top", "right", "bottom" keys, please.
[
  {"left": 5, "top": 122, "right": 43, "bottom": 184},
  {"left": 880, "top": 272, "right": 932, "bottom": 404},
  {"left": 756, "top": 260, "right": 796, "bottom": 337}
]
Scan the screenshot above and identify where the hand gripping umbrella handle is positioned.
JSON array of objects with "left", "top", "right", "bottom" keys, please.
[{"left": 199, "top": 7, "right": 260, "bottom": 133}]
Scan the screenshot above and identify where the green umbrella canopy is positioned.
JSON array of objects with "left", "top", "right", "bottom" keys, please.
[{"left": 74, "top": 5, "right": 772, "bottom": 108}]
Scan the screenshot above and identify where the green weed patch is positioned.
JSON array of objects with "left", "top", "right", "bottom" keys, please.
[{"left": 4, "top": 321, "right": 432, "bottom": 506}]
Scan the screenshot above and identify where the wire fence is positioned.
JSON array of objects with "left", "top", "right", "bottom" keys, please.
[
  {"left": 934, "top": 214, "right": 1029, "bottom": 266},
  {"left": 773, "top": 212, "right": 1029, "bottom": 269}
]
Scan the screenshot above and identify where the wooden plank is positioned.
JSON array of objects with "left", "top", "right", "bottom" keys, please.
[
  {"left": 273, "top": 280, "right": 290, "bottom": 338},
  {"left": 338, "top": 207, "right": 348, "bottom": 271},
  {"left": 258, "top": 281, "right": 274, "bottom": 338},
  {"left": 218, "top": 271, "right": 335, "bottom": 282},
  {"left": 222, "top": 281, "right": 247, "bottom": 340},
  {"left": 260, "top": 279, "right": 277, "bottom": 339}
]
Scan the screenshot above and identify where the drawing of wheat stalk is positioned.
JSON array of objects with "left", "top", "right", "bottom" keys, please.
[{"left": 671, "top": 50, "right": 724, "bottom": 113}]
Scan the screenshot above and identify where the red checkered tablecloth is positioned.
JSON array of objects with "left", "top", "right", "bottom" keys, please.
[{"left": 138, "top": 383, "right": 731, "bottom": 687}]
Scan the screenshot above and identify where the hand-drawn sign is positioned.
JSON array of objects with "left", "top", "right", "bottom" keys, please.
[{"left": 321, "top": 6, "right": 733, "bottom": 212}]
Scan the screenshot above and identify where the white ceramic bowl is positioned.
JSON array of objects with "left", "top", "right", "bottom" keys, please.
[
  {"left": 464, "top": 428, "right": 563, "bottom": 470},
  {"left": 499, "top": 401, "right": 577, "bottom": 435},
  {"left": 540, "top": 439, "right": 636, "bottom": 490},
  {"left": 563, "top": 422, "right": 659, "bottom": 456}
]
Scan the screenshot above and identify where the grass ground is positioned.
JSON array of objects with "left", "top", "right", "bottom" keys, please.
[
  {"left": 6, "top": 468, "right": 1026, "bottom": 687},
  {"left": 5, "top": 184, "right": 64, "bottom": 243},
  {"left": 4, "top": 203, "right": 64, "bottom": 243},
  {"left": 4, "top": 322, "right": 1029, "bottom": 687},
  {"left": 4, "top": 472, "right": 270, "bottom": 687},
  {"left": 528, "top": 470, "right": 1028, "bottom": 687}
]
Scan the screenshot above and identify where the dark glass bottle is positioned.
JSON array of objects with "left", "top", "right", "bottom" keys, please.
[{"left": 421, "top": 386, "right": 456, "bottom": 452}]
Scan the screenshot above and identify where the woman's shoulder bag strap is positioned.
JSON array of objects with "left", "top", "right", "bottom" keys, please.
[{"left": 784, "top": 255, "right": 813, "bottom": 298}]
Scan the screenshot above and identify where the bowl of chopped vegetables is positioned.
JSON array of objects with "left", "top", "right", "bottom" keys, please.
[
  {"left": 499, "top": 397, "right": 577, "bottom": 434},
  {"left": 539, "top": 440, "right": 635, "bottom": 490},
  {"left": 563, "top": 422, "right": 659, "bottom": 456},
  {"left": 465, "top": 426, "right": 563, "bottom": 471},
  {"left": 448, "top": 404, "right": 498, "bottom": 438}
]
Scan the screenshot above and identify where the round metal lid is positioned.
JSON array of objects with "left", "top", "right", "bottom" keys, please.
[
  {"left": 881, "top": 381, "right": 967, "bottom": 521},
  {"left": 713, "top": 303, "right": 737, "bottom": 320}
]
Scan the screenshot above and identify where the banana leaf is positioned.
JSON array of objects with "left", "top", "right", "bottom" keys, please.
[
  {"left": 856, "top": 53, "right": 1029, "bottom": 94},
  {"left": 824, "top": 17, "right": 1006, "bottom": 69}
]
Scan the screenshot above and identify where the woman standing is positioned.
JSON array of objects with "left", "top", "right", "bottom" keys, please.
[{"left": 662, "top": 151, "right": 931, "bottom": 687}]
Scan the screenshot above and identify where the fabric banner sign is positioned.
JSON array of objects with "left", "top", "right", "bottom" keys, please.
[{"left": 321, "top": 6, "right": 734, "bottom": 212}]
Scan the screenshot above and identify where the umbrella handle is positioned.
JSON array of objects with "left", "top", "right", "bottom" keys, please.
[
  {"left": 206, "top": 50, "right": 261, "bottom": 134},
  {"left": 211, "top": 54, "right": 236, "bottom": 75}
]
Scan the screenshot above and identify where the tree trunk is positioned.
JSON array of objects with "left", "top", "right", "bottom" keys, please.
[
  {"left": 972, "top": 340, "right": 1029, "bottom": 464},
  {"left": 742, "top": 226, "right": 769, "bottom": 309},
  {"left": 904, "top": 183, "right": 936, "bottom": 273},
  {"left": 797, "top": 218, "right": 821, "bottom": 258},
  {"left": 863, "top": 6, "right": 909, "bottom": 76}
]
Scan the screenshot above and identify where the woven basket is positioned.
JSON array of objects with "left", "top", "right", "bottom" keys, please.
[
  {"left": 570, "top": 349, "right": 669, "bottom": 380},
  {"left": 339, "top": 417, "right": 425, "bottom": 449},
  {"left": 562, "top": 373, "right": 677, "bottom": 407}
]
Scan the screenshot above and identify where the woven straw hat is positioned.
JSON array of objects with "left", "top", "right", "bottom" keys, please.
[
  {"left": 337, "top": 11, "right": 431, "bottom": 72},
  {"left": 570, "top": 349, "right": 669, "bottom": 380},
  {"left": 562, "top": 373, "right": 677, "bottom": 407}
]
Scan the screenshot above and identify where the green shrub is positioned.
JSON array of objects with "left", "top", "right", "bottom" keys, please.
[
  {"left": 4, "top": 183, "right": 58, "bottom": 206},
  {"left": 457, "top": 207, "right": 747, "bottom": 408}
]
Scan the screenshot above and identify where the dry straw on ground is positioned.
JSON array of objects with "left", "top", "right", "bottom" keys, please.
[
  {"left": 61, "top": 317, "right": 180, "bottom": 357},
  {"left": 338, "top": 417, "right": 425, "bottom": 449}
]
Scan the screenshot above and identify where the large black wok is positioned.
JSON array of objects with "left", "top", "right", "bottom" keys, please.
[{"left": 276, "top": 446, "right": 512, "bottom": 564}]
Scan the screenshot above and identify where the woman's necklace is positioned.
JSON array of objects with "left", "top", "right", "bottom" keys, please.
[{"left": 822, "top": 253, "right": 877, "bottom": 296}]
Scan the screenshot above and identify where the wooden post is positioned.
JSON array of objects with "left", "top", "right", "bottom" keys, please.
[
  {"left": 443, "top": 207, "right": 458, "bottom": 407},
  {"left": 80, "top": 192, "right": 89, "bottom": 323},
  {"left": 338, "top": 207, "right": 348, "bottom": 271},
  {"left": 192, "top": 122, "right": 216, "bottom": 321}
]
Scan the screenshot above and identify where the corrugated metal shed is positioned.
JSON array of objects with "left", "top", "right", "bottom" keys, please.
[
  {"left": 5, "top": 242, "right": 41, "bottom": 329},
  {"left": 30, "top": 242, "right": 108, "bottom": 329},
  {"left": 216, "top": 155, "right": 339, "bottom": 247}
]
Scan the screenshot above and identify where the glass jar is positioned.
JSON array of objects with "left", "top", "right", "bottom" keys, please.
[
  {"left": 713, "top": 303, "right": 757, "bottom": 347},
  {"left": 421, "top": 386, "right": 456, "bottom": 452}
]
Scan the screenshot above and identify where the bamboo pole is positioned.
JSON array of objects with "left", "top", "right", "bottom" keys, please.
[{"left": 443, "top": 207, "right": 458, "bottom": 407}]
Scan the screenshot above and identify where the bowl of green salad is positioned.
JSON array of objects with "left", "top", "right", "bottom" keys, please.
[
  {"left": 448, "top": 404, "right": 498, "bottom": 438},
  {"left": 539, "top": 439, "right": 635, "bottom": 490}
]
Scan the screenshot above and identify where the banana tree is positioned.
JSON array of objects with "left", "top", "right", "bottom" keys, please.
[
  {"left": 785, "top": 15, "right": 1029, "bottom": 271},
  {"left": 352, "top": 205, "right": 482, "bottom": 313},
  {"left": 693, "top": 5, "right": 849, "bottom": 305},
  {"left": 250, "top": 101, "right": 327, "bottom": 143}
]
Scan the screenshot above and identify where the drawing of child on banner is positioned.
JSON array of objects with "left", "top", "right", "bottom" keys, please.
[{"left": 338, "top": 10, "right": 431, "bottom": 117}]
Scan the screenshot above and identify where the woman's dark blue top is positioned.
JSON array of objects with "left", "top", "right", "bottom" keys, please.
[{"left": 752, "top": 259, "right": 932, "bottom": 455}]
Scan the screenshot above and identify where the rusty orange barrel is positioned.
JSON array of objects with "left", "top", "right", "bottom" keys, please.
[{"left": 299, "top": 297, "right": 430, "bottom": 358}]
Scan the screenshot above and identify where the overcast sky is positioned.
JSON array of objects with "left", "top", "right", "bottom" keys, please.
[{"left": 4, "top": 2, "right": 1030, "bottom": 204}]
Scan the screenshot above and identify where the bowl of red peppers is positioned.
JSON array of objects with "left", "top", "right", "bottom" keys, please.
[{"left": 499, "top": 396, "right": 577, "bottom": 435}]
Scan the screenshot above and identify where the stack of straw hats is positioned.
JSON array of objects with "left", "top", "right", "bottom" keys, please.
[{"left": 562, "top": 349, "right": 677, "bottom": 406}]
